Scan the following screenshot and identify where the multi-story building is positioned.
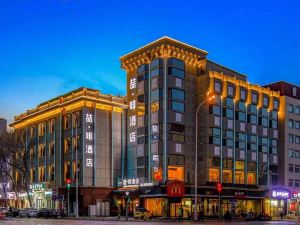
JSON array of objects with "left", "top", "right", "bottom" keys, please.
[
  {"left": 10, "top": 88, "right": 127, "bottom": 213},
  {"left": 0, "top": 118, "right": 7, "bottom": 135},
  {"left": 119, "top": 36, "right": 282, "bottom": 218},
  {"left": 266, "top": 81, "right": 300, "bottom": 215}
]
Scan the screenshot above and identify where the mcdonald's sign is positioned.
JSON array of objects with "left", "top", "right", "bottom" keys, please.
[{"left": 166, "top": 180, "right": 185, "bottom": 197}]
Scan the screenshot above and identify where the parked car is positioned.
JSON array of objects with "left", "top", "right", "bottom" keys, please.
[
  {"left": 36, "top": 208, "right": 51, "bottom": 218},
  {"left": 134, "top": 207, "right": 152, "bottom": 220},
  {"left": 6, "top": 208, "right": 20, "bottom": 217},
  {"left": 27, "top": 208, "right": 39, "bottom": 218},
  {"left": 0, "top": 207, "right": 8, "bottom": 214},
  {"left": 0, "top": 211, "right": 6, "bottom": 220}
]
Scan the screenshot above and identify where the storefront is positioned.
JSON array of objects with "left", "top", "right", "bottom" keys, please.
[
  {"left": 288, "top": 191, "right": 300, "bottom": 216},
  {"left": 263, "top": 189, "right": 289, "bottom": 217},
  {"left": 30, "top": 183, "right": 54, "bottom": 209}
]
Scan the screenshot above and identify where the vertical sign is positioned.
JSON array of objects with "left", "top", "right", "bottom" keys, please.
[
  {"left": 128, "top": 77, "right": 137, "bottom": 144},
  {"left": 85, "top": 112, "right": 94, "bottom": 168}
]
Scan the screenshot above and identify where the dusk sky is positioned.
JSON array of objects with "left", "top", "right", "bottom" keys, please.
[{"left": 1, "top": 0, "right": 300, "bottom": 123}]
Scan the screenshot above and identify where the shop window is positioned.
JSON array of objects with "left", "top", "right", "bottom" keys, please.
[
  {"left": 223, "top": 170, "right": 232, "bottom": 183},
  {"left": 235, "top": 171, "right": 245, "bottom": 184},
  {"left": 208, "top": 168, "right": 219, "bottom": 182},
  {"left": 168, "top": 166, "right": 184, "bottom": 181},
  {"left": 223, "top": 159, "right": 233, "bottom": 169},
  {"left": 247, "top": 172, "right": 256, "bottom": 185}
]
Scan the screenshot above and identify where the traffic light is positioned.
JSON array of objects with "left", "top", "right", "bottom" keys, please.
[
  {"left": 216, "top": 182, "right": 222, "bottom": 194},
  {"left": 66, "top": 178, "right": 72, "bottom": 190}
]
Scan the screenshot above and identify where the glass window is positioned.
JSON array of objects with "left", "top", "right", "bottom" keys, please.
[
  {"left": 169, "top": 133, "right": 185, "bottom": 143},
  {"left": 210, "top": 105, "right": 221, "bottom": 115},
  {"left": 259, "top": 117, "right": 268, "bottom": 127},
  {"left": 289, "top": 179, "right": 293, "bottom": 187},
  {"left": 295, "top": 165, "right": 300, "bottom": 173},
  {"left": 236, "top": 141, "right": 246, "bottom": 149},
  {"left": 251, "top": 92, "right": 258, "bottom": 104},
  {"left": 259, "top": 137, "right": 268, "bottom": 145},
  {"left": 236, "top": 111, "right": 246, "bottom": 121},
  {"left": 168, "top": 123, "right": 185, "bottom": 133},
  {"left": 248, "top": 114, "right": 257, "bottom": 124},
  {"left": 260, "top": 108, "right": 268, "bottom": 117},
  {"left": 214, "top": 81, "right": 221, "bottom": 93},
  {"left": 296, "top": 136, "right": 300, "bottom": 144},
  {"left": 273, "top": 99, "right": 279, "bottom": 110},
  {"left": 223, "top": 139, "right": 234, "bottom": 147},
  {"left": 289, "top": 164, "right": 294, "bottom": 172},
  {"left": 168, "top": 58, "right": 184, "bottom": 69},
  {"left": 151, "top": 101, "right": 159, "bottom": 112},
  {"left": 211, "top": 127, "right": 221, "bottom": 136},
  {"left": 171, "top": 101, "right": 185, "bottom": 112},
  {"left": 235, "top": 171, "right": 245, "bottom": 184},
  {"left": 289, "top": 134, "right": 294, "bottom": 143},
  {"left": 168, "top": 166, "right": 184, "bottom": 181},
  {"left": 296, "top": 121, "right": 300, "bottom": 129},
  {"left": 223, "top": 130, "right": 234, "bottom": 139},
  {"left": 225, "top": 98, "right": 234, "bottom": 108},
  {"left": 208, "top": 168, "right": 219, "bottom": 182},
  {"left": 137, "top": 64, "right": 149, "bottom": 74},
  {"left": 288, "top": 104, "right": 294, "bottom": 113},
  {"left": 295, "top": 150, "right": 300, "bottom": 158},
  {"left": 227, "top": 85, "right": 234, "bottom": 97},
  {"left": 151, "top": 89, "right": 162, "bottom": 101},
  {"left": 240, "top": 89, "right": 246, "bottom": 101},
  {"left": 150, "top": 58, "right": 162, "bottom": 68},
  {"left": 223, "top": 108, "right": 234, "bottom": 119},
  {"left": 168, "top": 67, "right": 185, "bottom": 79},
  {"left": 270, "top": 120, "right": 278, "bottom": 128},
  {"left": 259, "top": 145, "right": 268, "bottom": 153},
  {"left": 289, "top": 119, "right": 294, "bottom": 128},
  {"left": 249, "top": 104, "right": 257, "bottom": 114},
  {"left": 247, "top": 172, "right": 256, "bottom": 185},
  {"left": 223, "top": 170, "right": 233, "bottom": 183},
  {"left": 295, "top": 106, "right": 300, "bottom": 115},
  {"left": 237, "top": 101, "right": 246, "bottom": 111},
  {"left": 236, "top": 132, "right": 246, "bottom": 141},
  {"left": 289, "top": 149, "right": 294, "bottom": 158},
  {"left": 248, "top": 135, "right": 257, "bottom": 142},
  {"left": 170, "top": 88, "right": 185, "bottom": 101},
  {"left": 263, "top": 96, "right": 269, "bottom": 107},
  {"left": 236, "top": 161, "right": 245, "bottom": 170},
  {"left": 150, "top": 68, "right": 162, "bottom": 77},
  {"left": 209, "top": 136, "right": 221, "bottom": 145}
]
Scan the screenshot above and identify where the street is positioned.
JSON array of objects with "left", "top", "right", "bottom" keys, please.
[{"left": 2, "top": 218, "right": 299, "bottom": 225}]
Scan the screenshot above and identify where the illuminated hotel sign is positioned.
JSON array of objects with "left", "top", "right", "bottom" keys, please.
[
  {"left": 29, "top": 183, "right": 45, "bottom": 191},
  {"left": 271, "top": 189, "right": 290, "bottom": 199},
  {"left": 85, "top": 112, "right": 94, "bottom": 167},
  {"left": 118, "top": 178, "right": 154, "bottom": 188},
  {"left": 128, "top": 76, "right": 137, "bottom": 144}
]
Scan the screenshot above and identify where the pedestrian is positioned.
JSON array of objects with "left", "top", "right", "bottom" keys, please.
[
  {"left": 280, "top": 211, "right": 284, "bottom": 220},
  {"left": 178, "top": 207, "right": 183, "bottom": 222},
  {"left": 198, "top": 210, "right": 204, "bottom": 222}
]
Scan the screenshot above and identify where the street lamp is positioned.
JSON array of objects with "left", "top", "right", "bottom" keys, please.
[{"left": 194, "top": 93, "right": 216, "bottom": 221}]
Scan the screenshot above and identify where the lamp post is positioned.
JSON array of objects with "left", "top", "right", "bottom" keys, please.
[{"left": 194, "top": 93, "right": 215, "bottom": 221}]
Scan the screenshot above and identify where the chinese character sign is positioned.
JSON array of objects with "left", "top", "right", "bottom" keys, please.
[{"left": 84, "top": 111, "right": 94, "bottom": 168}]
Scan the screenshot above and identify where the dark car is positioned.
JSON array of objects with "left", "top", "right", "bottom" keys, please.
[
  {"left": 6, "top": 208, "right": 20, "bottom": 217},
  {"left": 37, "top": 208, "right": 51, "bottom": 218}
]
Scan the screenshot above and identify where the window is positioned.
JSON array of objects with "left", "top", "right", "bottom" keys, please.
[
  {"left": 263, "top": 96, "right": 269, "bottom": 107},
  {"left": 227, "top": 85, "right": 234, "bottom": 97},
  {"left": 168, "top": 123, "right": 185, "bottom": 133},
  {"left": 236, "top": 132, "right": 246, "bottom": 141},
  {"left": 237, "top": 101, "right": 246, "bottom": 111},
  {"left": 208, "top": 168, "right": 219, "bottom": 182},
  {"left": 247, "top": 172, "right": 256, "bottom": 185},
  {"left": 289, "top": 164, "right": 294, "bottom": 172},
  {"left": 289, "top": 149, "right": 294, "bottom": 158},
  {"left": 296, "top": 165, "right": 300, "bottom": 173},
  {"left": 236, "top": 112, "right": 246, "bottom": 121},
  {"left": 214, "top": 81, "right": 221, "bottom": 93},
  {"left": 296, "top": 121, "right": 300, "bottom": 129},
  {"left": 39, "top": 166, "right": 45, "bottom": 182},
  {"left": 270, "top": 120, "right": 278, "bottom": 128},
  {"left": 64, "top": 115, "right": 71, "bottom": 130},
  {"left": 209, "top": 136, "right": 221, "bottom": 145},
  {"left": 210, "top": 105, "right": 221, "bottom": 115},
  {"left": 223, "top": 170, "right": 233, "bottom": 183},
  {"left": 49, "top": 164, "right": 55, "bottom": 181},
  {"left": 38, "top": 123, "right": 46, "bottom": 136},
  {"left": 168, "top": 58, "right": 184, "bottom": 69},
  {"left": 296, "top": 136, "right": 300, "bottom": 144},
  {"left": 223, "top": 108, "right": 234, "bottom": 119},
  {"left": 223, "top": 130, "right": 234, "bottom": 139},
  {"left": 211, "top": 127, "right": 221, "bottom": 136},
  {"left": 171, "top": 101, "right": 185, "bottom": 112},
  {"left": 251, "top": 93, "right": 258, "bottom": 104},
  {"left": 151, "top": 101, "right": 160, "bottom": 112},
  {"left": 293, "top": 87, "right": 297, "bottom": 97},
  {"left": 64, "top": 138, "right": 71, "bottom": 153},
  {"left": 235, "top": 171, "right": 245, "bottom": 184},
  {"left": 168, "top": 166, "right": 184, "bottom": 181},
  {"left": 151, "top": 58, "right": 162, "bottom": 68},
  {"left": 168, "top": 67, "right": 185, "bottom": 79},
  {"left": 289, "top": 179, "right": 293, "bottom": 187},
  {"left": 259, "top": 137, "right": 268, "bottom": 145},
  {"left": 288, "top": 104, "right": 294, "bottom": 113},
  {"left": 273, "top": 100, "right": 279, "bottom": 110},
  {"left": 170, "top": 88, "right": 185, "bottom": 101},
  {"left": 49, "top": 119, "right": 55, "bottom": 133},
  {"left": 259, "top": 117, "right": 268, "bottom": 127},
  {"left": 150, "top": 68, "right": 162, "bottom": 77},
  {"left": 296, "top": 106, "right": 300, "bottom": 115},
  {"left": 49, "top": 142, "right": 55, "bottom": 156},
  {"left": 151, "top": 89, "right": 162, "bottom": 101},
  {"left": 289, "top": 119, "right": 294, "bottom": 128},
  {"left": 296, "top": 180, "right": 300, "bottom": 188},
  {"left": 209, "top": 157, "right": 220, "bottom": 167},
  {"left": 137, "top": 64, "right": 149, "bottom": 74},
  {"left": 296, "top": 150, "right": 300, "bottom": 158},
  {"left": 225, "top": 98, "right": 234, "bottom": 108},
  {"left": 222, "top": 139, "right": 233, "bottom": 147},
  {"left": 240, "top": 89, "right": 246, "bottom": 101},
  {"left": 248, "top": 134, "right": 257, "bottom": 143}
]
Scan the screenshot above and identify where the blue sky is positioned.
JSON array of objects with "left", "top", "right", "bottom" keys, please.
[{"left": 0, "top": 0, "right": 300, "bottom": 123}]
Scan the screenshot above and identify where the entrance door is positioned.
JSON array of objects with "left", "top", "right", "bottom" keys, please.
[
  {"left": 170, "top": 203, "right": 181, "bottom": 218},
  {"left": 37, "top": 199, "right": 42, "bottom": 209}
]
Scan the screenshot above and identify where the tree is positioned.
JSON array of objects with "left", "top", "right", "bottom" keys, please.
[{"left": 0, "top": 131, "right": 34, "bottom": 207}]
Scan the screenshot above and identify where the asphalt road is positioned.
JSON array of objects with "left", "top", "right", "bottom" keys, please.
[{"left": 2, "top": 218, "right": 299, "bottom": 225}]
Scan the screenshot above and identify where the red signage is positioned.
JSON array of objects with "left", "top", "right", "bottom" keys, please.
[{"left": 167, "top": 180, "right": 185, "bottom": 197}]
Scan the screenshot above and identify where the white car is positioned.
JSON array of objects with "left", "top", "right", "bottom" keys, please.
[{"left": 19, "top": 208, "right": 39, "bottom": 218}]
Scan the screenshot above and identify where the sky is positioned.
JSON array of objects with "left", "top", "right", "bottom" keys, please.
[{"left": 0, "top": 0, "right": 300, "bottom": 123}]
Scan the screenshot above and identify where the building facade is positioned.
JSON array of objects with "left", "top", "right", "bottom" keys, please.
[
  {"left": 10, "top": 88, "right": 127, "bottom": 214},
  {"left": 266, "top": 81, "right": 300, "bottom": 215},
  {"left": 118, "top": 36, "right": 282, "bottom": 218}
]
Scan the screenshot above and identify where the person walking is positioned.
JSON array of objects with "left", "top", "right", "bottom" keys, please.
[
  {"left": 280, "top": 211, "right": 284, "bottom": 221},
  {"left": 198, "top": 210, "right": 204, "bottom": 222}
]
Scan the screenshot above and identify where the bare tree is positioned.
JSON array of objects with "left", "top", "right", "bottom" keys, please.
[{"left": 0, "top": 132, "right": 34, "bottom": 207}]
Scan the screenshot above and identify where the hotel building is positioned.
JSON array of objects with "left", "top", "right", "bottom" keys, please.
[
  {"left": 266, "top": 81, "right": 300, "bottom": 215},
  {"left": 119, "top": 36, "right": 282, "bottom": 217},
  {"left": 10, "top": 88, "right": 127, "bottom": 214}
]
